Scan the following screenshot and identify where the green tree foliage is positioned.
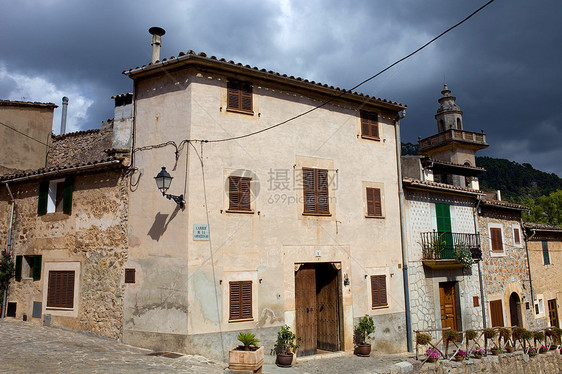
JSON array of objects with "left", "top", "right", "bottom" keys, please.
[{"left": 521, "top": 189, "right": 562, "bottom": 226}]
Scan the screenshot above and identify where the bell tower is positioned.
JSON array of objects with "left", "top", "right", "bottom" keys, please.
[{"left": 435, "top": 84, "right": 463, "bottom": 132}]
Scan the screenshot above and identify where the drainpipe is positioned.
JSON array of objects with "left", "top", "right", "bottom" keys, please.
[
  {"left": 395, "top": 110, "right": 412, "bottom": 352},
  {"left": 523, "top": 225, "right": 536, "bottom": 305},
  {"left": 1, "top": 183, "right": 15, "bottom": 319},
  {"left": 473, "top": 195, "right": 486, "bottom": 328}
]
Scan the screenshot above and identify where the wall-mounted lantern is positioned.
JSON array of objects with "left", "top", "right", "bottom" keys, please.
[{"left": 154, "top": 167, "right": 185, "bottom": 208}]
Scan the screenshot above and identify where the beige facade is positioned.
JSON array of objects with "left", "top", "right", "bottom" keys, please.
[
  {"left": 0, "top": 100, "right": 56, "bottom": 173},
  {"left": 524, "top": 224, "right": 562, "bottom": 329},
  {"left": 122, "top": 55, "right": 407, "bottom": 360}
]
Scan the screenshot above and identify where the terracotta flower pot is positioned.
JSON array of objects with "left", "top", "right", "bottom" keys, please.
[
  {"left": 426, "top": 356, "right": 438, "bottom": 363},
  {"left": 276, "top": 352, "right": 294, "bottom": 367},
  {"left": 355, "top": 343, "right": 372, "bottom": 357},
  {"left": 454, "top": 355, "right": 464, "bottom": 362},
  {"left": 473, "top": 353, "right": 482, "bottom": 359},
  {"left": 506, "top": 346, "right": 514, "bottom": 353},
  {"left": 491, "top": 349, "right": 500, "bottom": 355}
]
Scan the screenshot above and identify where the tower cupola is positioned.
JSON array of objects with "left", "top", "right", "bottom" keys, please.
[{"left": 435, "top": 84, "right": 463, "bottom": 132}]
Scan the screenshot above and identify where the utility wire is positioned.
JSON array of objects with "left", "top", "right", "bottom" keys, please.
[
  {"left": 201, "top": 0, "right": 496, "bottom": 144},
  {"left": 0, "top": 120, "right": 51, "bottom": 148}
]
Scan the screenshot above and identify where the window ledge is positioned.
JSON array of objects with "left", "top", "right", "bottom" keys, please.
[
  {"left": 225, "top": 209, "right": 254, "bottom": 214},
  {"left": 302, "top": 212, "right": 332, "bottom": 217},
  {"left": 372, "top": 305, "right": 389, "bottom": 310},
  {"left": 226, "top": 108, "right": 254, "bottom": 116},
  {"left": 40, "top": 212, "right": 70, "bottom": 222},
  {"left": 228, "top": 318, "right": 254, "bottom": 323},
  {"left": 361, "top": 135, "right": 381, "bottom": 141},
  {"left": 46, "top": 307, "right": 74, "bottom": 311},
  {"left": 365, "top": 215, "right": 385, "bottom": 219},
  {"left": 490, "top": 251, "right": 507, "bottom": 258}
]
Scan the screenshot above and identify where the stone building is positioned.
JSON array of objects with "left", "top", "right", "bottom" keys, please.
[
  {"left": 402, "top": 86, "right": 487, "bottom": 335},
  {"left": 524, "top": 223, "right": 562, "bottom": 329},
  {"left": 0, "top": 100, "right": 57, "bottom": 174},
  {"left": 477, "top": 196, "right": 533, "bottom": 330},
  {"left": 120, "top": 32, "right": 407, "bottom": 361},
  {"left": 0, "top": 111, "right": 130, "bottom": 339}
]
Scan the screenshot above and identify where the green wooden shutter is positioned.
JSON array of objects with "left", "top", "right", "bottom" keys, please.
[
  {"left": 435, "top": 203, "right": 453, "bottom": 259},
  {"left": 542, "top": 241, "right": 550, "bottom": 265},
  {"left": 32, "top": 255, "right": 42, "bottom": 280},
  {"left": 63, "top": 177, "right": 73, "bottom": 214},
  {"left": 37, "top": 182, "right": 49, "bottom": 215},
  {"left": 15, "top": 255, "right": 22, "bottom": 281}
]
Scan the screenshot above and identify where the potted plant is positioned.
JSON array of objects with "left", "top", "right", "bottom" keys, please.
[
  {"left": 505, "top": 341, "right": 515, "bottom": 353},
  {"left": 539, "top": 345, "right": 548, "bottom": 354},
  {"left": 354, "top": 315, "right": 375, "bottom": 356},
  {"left": 490, "top": 344, "right": 500, "bottom": 355},
  {"left": 228, "top": 332, "right": 264, "bottom": 372},
  {"left": 452, "top": 349, "right": 466, "bottom": 361},
  {"left": 484, "top": 328, "right": 497, "bottom": 352},
  {"left": 275, "top": 325, "right": 300, "bottom": 367},
  {"left": 442, "top": 330, "right": 459, "bottom": 358},
  {"left": 528, "top": 347, "right": 537, "bottom": 357},
  {"left": 472, "top": 347, "right": 485, "bottom": 359},
  {"left": 416, "top": 332, "right": 432, "bottom": 346},
  {"left": 425, "top": 347, "right": 441, "bottom": 363}
]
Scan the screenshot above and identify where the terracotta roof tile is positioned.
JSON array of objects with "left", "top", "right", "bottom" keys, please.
[
  {"left": 0, "top": 99, "right": 58, "bottom": 108},
  {"left": 403, "top": 178, "right": 483, "bottom": 195},
  {"left": 481, "top": 198, "right": 528, "bottom": 211},
  {"left": 523, "top": 222, "right": 562, "bottom": 231}
]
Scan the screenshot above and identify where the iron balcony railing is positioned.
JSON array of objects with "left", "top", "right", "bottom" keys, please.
[{"left": 420, "top": 231, "right": 482, "bottom": 260}]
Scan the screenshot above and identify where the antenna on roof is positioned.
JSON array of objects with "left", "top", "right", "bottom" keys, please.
[{"left": 149, "top": 27, "right": 166, "bottom": 63}]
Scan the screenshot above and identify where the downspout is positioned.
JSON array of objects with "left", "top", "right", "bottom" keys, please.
[
  {"left": 473, "top": 195, "right": 486, "bottom": 328},
  {"left": 395, "top": 109, "right": 412, "bottom": 352},
  {"left": 523, "top": 225, "right": 536, "bottom": 304},
  {"left": 1, "top": 183, "right": 15, "bottom": 318}
]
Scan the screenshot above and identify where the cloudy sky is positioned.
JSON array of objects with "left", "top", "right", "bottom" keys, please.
[{"left": 1, "top": 0, "right": 561, "bottom": 176}]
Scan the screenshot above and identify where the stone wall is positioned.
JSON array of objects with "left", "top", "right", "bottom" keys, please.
[{"left": 1, "top": 170, "right": 128, "bottom": 340}]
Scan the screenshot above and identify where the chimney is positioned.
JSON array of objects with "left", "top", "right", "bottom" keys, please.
[
  {"left": 496, "top": 190, "right": 502, "bottom": 201},
  {"left": 60, "top": 96, "right": 69, "bottom": 134},
  {"left": 149, "top": 27, "right": 166, "bottom": 63}
]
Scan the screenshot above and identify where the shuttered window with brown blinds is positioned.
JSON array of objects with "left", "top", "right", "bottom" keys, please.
[
  {"left": 229, "top": 281, "right": 252, "bottom": 321},
  {"left": 513, "top": 228, "right": 521, "bottom": 244},
  {"left": 303, "top": 168, "right": 330, "bottom": 215},
  {"left": 360, "top": 110, "right": 379, "bottom": 139},
  {"left": 371, "top": 275, "right": 388, "bottom": 308},
  {"left": 490, "top": 299, "right": 504, "bottom": 327},
  {"left": 490, "top": 227, "right": 504, "bottom": 252},
  {"left": 227, "top": 80, "right": 253, "bottom": 112},
  {"left": 47, "top": 270, "right": 75, "bottom": 309},
  {"left": 229, "top": 176, "right": 251, "bottom": 211},
  {"left": 366, "top": 187, "right": 382, "bottom": 217}
]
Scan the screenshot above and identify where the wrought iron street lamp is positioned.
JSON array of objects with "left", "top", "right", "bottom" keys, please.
[{"left": 154, "top": 167, "right": 185, "bottom": 208}]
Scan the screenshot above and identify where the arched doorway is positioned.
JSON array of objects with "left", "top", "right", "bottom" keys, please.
[{"left": 509, "top": 293, "right": 522, "bottom": 327}]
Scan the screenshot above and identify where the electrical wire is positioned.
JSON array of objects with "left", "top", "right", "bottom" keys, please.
[
  {"left": 198, "top": 0, "right": 496, "bottom": 144},
  {"left": 0, "top": 120, "right": 51, "bottom": 148}
]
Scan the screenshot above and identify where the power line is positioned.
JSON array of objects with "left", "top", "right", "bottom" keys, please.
[
  {"left": 202, "top": 0, "right": 496, "bottom": 144},
  {"left": 0, "top": 120, "right": 51, "bottom": 148}
]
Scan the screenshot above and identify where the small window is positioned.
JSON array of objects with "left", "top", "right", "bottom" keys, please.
[
  {"left": 366, "top": 187, "right": 382, "bottom": 217},
  {"left": 535, "top": 296, "right": 545, "bottom": 316},
  {"left": 229, "top": 281, "right": 252, "bottom": 321},
  {"left": 513, "top": 227, "right": 521, "bottom": 245},
  {"left": 228, "top": 176, "right": 251, "bottom": 211},
  {"left": 15, "top": 255, "right": 41, "bottom": 281},
  {"left": 6, "top": 302, "right": 16, "bottom": 317},
  {"left": 542, "top": 241, "right": 551, "bottom": 265},
  {"left": 38, "top": 178, "right": 73, "bottom": 215},
  {"left": 490, "top": 227, "right": 504, "bottom": 252},
  {"left": 125, "top": 268, "right": 136, "bottom": 284},
  {"left": 227, "top": 80, "right": 253, "bottom": 112},
  {"left": 303, "top": 168, "right": 330, "bottom": 215},
  {"left": 47, "top": 270, "right": 75, "bottom": 309},
  {"left": 360, "top": 110, "right": 379, "bottom": 139},
  {"left": 371, "top": 275, "right": 388, "bottom": 308}
]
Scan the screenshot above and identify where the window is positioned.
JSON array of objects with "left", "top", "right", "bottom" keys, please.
[
  {"left": 303, "top": 168, "right": 330, "bottom": 215},
  {"left": 227, "top": 80, "right": 253, "bottom": 112},
  {"left": 229, "top": 281, "right": 252, "bottom": 321},
  {"left": 535, "top": 296, "right": 545, "bottom": 317},
  {"left": 366, "top": 187, "right": 382, "bottom": 217},
  {"left": 490, "top": 227, "right": 504, "bottom": 253},
  {"left": 38, "top": 178, "right": 73, "bottom": 215},
  {"left": 125, "top": 268, "right": 136, "bottom": 284},
  {"left": 513, "top": 226, "right": 521, "bottom": 246},
  {"left": 47, "top": 270, "right": 75, "bottom": 309},
  {"left": 228, "top": 176, "right": 251, "bottom": 211},
  {"left": 15, "top": 255, "right": 42, "bottom": 281},
  {"left": 542, "top": 241, "right": 551, "bottom": 265},
  {"left": 360, "top": 110, "right": 379, "bottom": 139},
  {"left": 371, "top": 275, "right": 388, "bottom": 308}
]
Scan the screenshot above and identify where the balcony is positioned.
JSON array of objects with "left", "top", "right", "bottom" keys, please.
[
  {"left": 418, "top": 129, "right": 488, "bottom": 153},
  {"left": 420, "top": 231, "right": 482, "bottom": 269}
]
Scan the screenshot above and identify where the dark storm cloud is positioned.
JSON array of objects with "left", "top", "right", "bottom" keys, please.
[{"left": 0, "top": 0, "right": 560, "bottom": 175}]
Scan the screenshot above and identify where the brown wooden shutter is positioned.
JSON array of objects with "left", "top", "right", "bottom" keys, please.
[
  {"left": 227, "top": 81, "right": 240, "bottom": 109},
  {"left": 227, "top": 80, "right": 253, "bottom": 112},
  {"left": 303, "top": 168, "right": 316, "bottom": 213},
  {"left": 47, "top": 270, "right": 75, "bottom": 308},
  {"left": 361, "top": 111, "right": 379, "bottom": 139},
  {"left": 125, "top": 268, "right": 136, "bottom": 284},
  {"left": 514, "top": 228, "right": 520, "bottom": 244},
  {"left": 490, "top": 299, "right": 504, "bottom": 327},
  {"left": 366, "top": 188, "right": 382, "bottom": 217},
  {"left": 229, "top": 281, "right": 252, "bottom": 320},
  {"left": 241, "top": 82, "right": 253, "bottom": 112},
  {"left": 371, "top": 275, "right": 387, "bottom": 307},
  {"left": 229, "top": 176, "right": 251, "bottom": 211},
  {"left": 490, "top": 228, "right": 503, "bottom": 252},
  {"left": 303, "top": 168, "right": 329, "bottom": 214},
  {"left": 317, "top": 169, "right": 329, "bottom": 214}
]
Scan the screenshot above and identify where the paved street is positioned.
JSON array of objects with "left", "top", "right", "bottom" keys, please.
[{"left": 0, "top": 320, "right": 419, "bottom": 373}]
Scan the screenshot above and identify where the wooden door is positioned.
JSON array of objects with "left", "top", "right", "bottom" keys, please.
[
  {"left": 490, "top": 300, "right": 504, "bottom": 327},
  {"left": 316, "top": 264, "right": 339, "bottom": 352},
  {"left": 439, "top": 282, "right": 457, "bottom": 331},
  {"left": 548, "top": 299, "right": 559, "bottom": 328},
  {"left": 295, "top": 265, "right": 317, "bottom": 356}
]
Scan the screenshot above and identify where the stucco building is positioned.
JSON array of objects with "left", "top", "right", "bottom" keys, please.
[{"left": 120, "top": 35, "right": 407, "bottom": 361}]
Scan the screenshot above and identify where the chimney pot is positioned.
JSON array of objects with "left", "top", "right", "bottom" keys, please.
[{"left": 149, "top": 27, "right": 166, "bottom": 63}]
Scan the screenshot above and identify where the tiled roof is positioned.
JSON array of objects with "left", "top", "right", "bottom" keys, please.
[
  {"left": 481, "top": 198, "right": 528, "bottom": 211},
  {"left": 430, "top": 159, "right": 486, "bottom": 171},
  {"left": 0, "top": 99, "right": 58, "bottom": 108},
  {"left": 403, "top": 178, "right": 483, "bottom": 195},
  {"left": 523, "top": 222, "right": 562, "bottom": 232},
  {"left": 123, "top": 51, "right": 406, "bottom": 110}
]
